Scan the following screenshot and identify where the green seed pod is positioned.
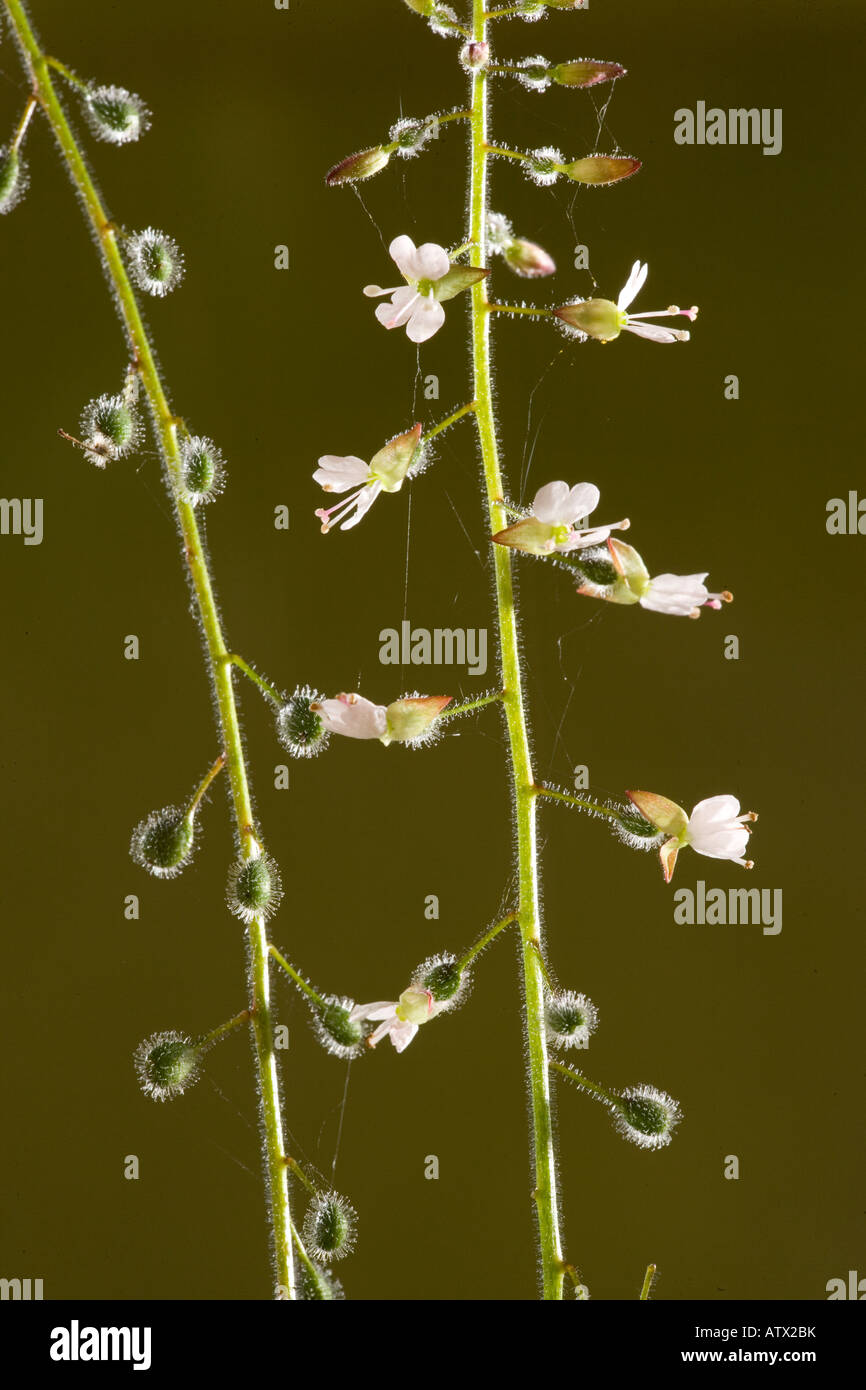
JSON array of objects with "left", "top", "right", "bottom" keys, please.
[
  {"left": 128, "top": 227, "right": 185, "bottom": 298},
  {"left": 614, "top": 1085, "right": 682, "bottom": 1150},
  {"left": 134, "top": 1030, "right": 199, "bottom": 1102},
  {"left": 417, "top": 953, "right": 464, "bottom": 1003},
  {"left": 83, "top": 85, "right": 150, "bottom": 145},
  {"left": 312, "top": 996, "right": 366, "bottom": 1060},
  {"left": 303, "top": 1191, "right": 357, "bottom": 1262},
  {"left": 180, "top": 435, "right": 225, "bottom": 506},
  {"left": 0, "top": 144, "right": 27, "bottom": 215},
  {"left": 130, "top": 806, "right": 195, "bottom": 879},
  {"left": 228, "top": 853, "right": 283, "bottom": 924},
  {"left": 276, "top": 687, "right": 329, "bottom": 759},
  {"left": 80, "top": 392, "right": 140, "bottom": 466},
  {"left": 545, "top": 990, "right": 598, "bottom": 1050},
  {"left": 412, "top": 952, "right": 468, "bottom": 1013}
]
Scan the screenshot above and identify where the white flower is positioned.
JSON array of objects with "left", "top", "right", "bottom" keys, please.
[
  {"left": 640, "top": 572, "right": 732, "bottom": 618},
  {"left": 364, "top": 235, "right": 451, "bottom": 343},
  {"left": 314, "top": 425, "right": 422, "bottom": 532},
  {"left": 310, "top": 693, "right": 387, "bottom": 740},
  {"left": 616, "top": 260, "right": 698, "bottom": 343},
  {"left": 350, "top": 986, "right": 445, "bottom": 1054},
  {"left": 685, "top": 795, "right": 757, "bottom": 868},
  {"left": 493, "top": 480, "right": 628, "bottom": 556},
  {"left": 313, "top": 455, "right": 381, "bottom": 533}
]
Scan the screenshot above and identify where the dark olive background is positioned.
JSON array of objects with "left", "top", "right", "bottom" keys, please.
[{"left": 0, "top": 0, "right": 862, "bottom": 1301}]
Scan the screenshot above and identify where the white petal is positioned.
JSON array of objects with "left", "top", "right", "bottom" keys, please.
[
  {"left": 350, "top": 1001, "right": 397, "bottom": 1023},
  {"left": 406, "top": 296, "right": 445, "bottom": 343},
  {"left": 390, "top": 1020, "right": 419, "bottom": 1053},
  {"left": 315, "top": 694, "right": 388, "bottom": 739},
  {"left": 617, "top": 259, "right": 648, "bottom": 311},
  {"left": 688, "top": 794, "right": 743, "bottom": 828},
  {"left": 312, "top": 455, "right": 371, "bottom": 492},
  {"left": 411, "top": 241, "right": 451, "bottom": 281},
  {"left": 532, "top": 480, "right": 570, "bottom": 524},
  {"left": 557, "top": 525, "right": 611, "bottom": 552},
  {"left": 564, "top": 482, "right": 600, "bottom": 523},
  {"left": 339, "top": 480, "right": 381, "bottom": 530},
  {"left": 388, "top": 234, "right": 420, "bottom": 278},
  {"left": 640, "top": 573, "right": 709, "bottom": 615},
  {"left": 375, "top": 286, "right": 421, "bottom": 330},
  {"left": 623, "top": 320, "right": 679, "bottom": 343}
]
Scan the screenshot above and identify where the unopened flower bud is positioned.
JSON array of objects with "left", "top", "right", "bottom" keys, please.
[
  {"left": 228, "top": 853, "right": 283, "bottom": 924},
  {"left": 312, "top": 995, "right": 367, "bottom": 1059},
  {"left": 276, "top": 686, "right": 329, "bottom": 758},
  {"left": 546, "top": 991, "right": 598, "bottom": 1049},
  {"left": 303, "top": 1191, "right": 357, "bottom": 1262},
  {"left": 613, "top": 1084, "right": 681, "bottom": 1150},
  {"left": 180, "top": 435, "right": 224, "bottom": 506},
  {"left": 383, "top": 694, "right": 452, "bottom": 747},
  {"left": 131, "top": 806, "right": 195, "bottom": 878},
  {"left": 127, "top": 227, "right": 184, "bottom": 297},
  {"left": 460, "top": 41, "right": 490, "bottom": 71},
  {"left": 0, "top": 145, "right": 27, "bottom": 215},
  {"left": 560, "top": 155, "right": 641, "bottom": 186},
  {"left": 326, "top": 146, "right": 391, "bottom": 186},
  {"left": 83, "top": 85, "right": 150, "bottom": 145},
  {"left": 550, "top": 61, "right": 626, "bottom": 89},
  {"left": 504, "top": 237, "right": 556, "bottom": 279},
  {"left": 134, "top": 1030, "right": 199, "bottom": 1102}
]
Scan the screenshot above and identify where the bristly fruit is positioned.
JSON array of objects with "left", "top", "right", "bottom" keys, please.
[
  {"left": 130, "top": 806, "right": 195, "bottom": 879},
  {"left": 276, "top": 687, "right": 330, "bottom": 759},
  {"left": 134, "top": 1031, "right": 199, "bottom": 1102},
  {"left": 83, "top": 85, "right": 150, "bottom": 145},
  {"left": 227, "top": 853, "right": 283, "bottom": 924}
]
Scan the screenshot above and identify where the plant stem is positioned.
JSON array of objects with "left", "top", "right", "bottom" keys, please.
[
  {"left": 269, "top": 945, "right": 328, "bottom": 1010},
  {"left": 534, "top": 784, "right": 626, "bottom": 825},
  {"left": 223, "top": 653, "right": 284, "bottom": 706},
  {"left": 196, "top": 1008, "right": 252, "bottom": 1053},
  {"left": 469, "top": 0, "right": 564, "bottom": 1301},
  {"left": 421, "top": 400, "right": 477, "bottom": 444},
  {"left": 2, "top": 0, "right": 295, "bottom": 1297},
  {"left": 438, "top": 690, "right": 503, "bottom": 722},
  {"left": 457, "top": 911, "right": 518, "bottom": 972},
  {"left": 640, "top": 1262, "right": 657, "bottom": 1301}
]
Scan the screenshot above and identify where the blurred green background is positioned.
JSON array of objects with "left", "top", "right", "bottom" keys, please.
[{"left": 0, "top": 0, "right": 862, "bottom": 1300}]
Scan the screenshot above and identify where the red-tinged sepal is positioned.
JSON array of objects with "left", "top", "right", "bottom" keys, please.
[
  {"left": 492, "top": 517, "right": 557, "bottom": 555},
  {"left": 369, "top": 423, "right": 423, "bottom": 492},
  {"left": 433, "top": 265, "right": 490, "bottom": 302},
  {"left": 626, "top": 790, "right": 689, "bottom": 839},
  {"left": 658, "top": 837, "right": 681, "bottom": 884},
  {"left": 383, "top": 695, "right": 453, "bottom": 747}
]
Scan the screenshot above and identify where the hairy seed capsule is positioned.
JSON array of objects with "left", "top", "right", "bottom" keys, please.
[
  {"left": 228, "top": 853, "right": 282, "bottom": 924},
  {"left": 0, "top": 145, "right": 27, "bottom": 215},
  {"left": 312, "top": 996, "right": 366, "bottom": 1060},
  {"left": 614, "top": 1084, "right": 682, "bottom": 1150},
  {"left": 130, "top": 806, "right": 195, "bottom": 879},
  {"left": 413, "top": 952, "right": 467, "bottom": 1011},
  {"left": 180, "top": 435, "right": 225, "bottom": 506},
  {"left": 545, "top": 990, "right": 598, "bottom": 1049},
  {"left": 134, "top": 1031, "right": 199, "bottom": 1101},
  {"left": 276, "top": 687, "right": 329, "bottom": 758},
  {"left": 80, "top": 392, "right": 140, "bottom": 466},
  {"left": 303, "top": 1191, "right": 357, "bottom": 1262},
  {"left": 83, "top": 85, "right": 150, "bottom": 145},
  {"left": 127, "top": 227, "right": 185, "bottom": 297}
]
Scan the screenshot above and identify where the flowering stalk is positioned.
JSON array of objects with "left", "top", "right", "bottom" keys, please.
[
  {"left": 1, "top": 0, "right": 297, "bottom": 1295},
  {"left": 468, "top": 0, "right": 564, "bottom": 1300}
]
